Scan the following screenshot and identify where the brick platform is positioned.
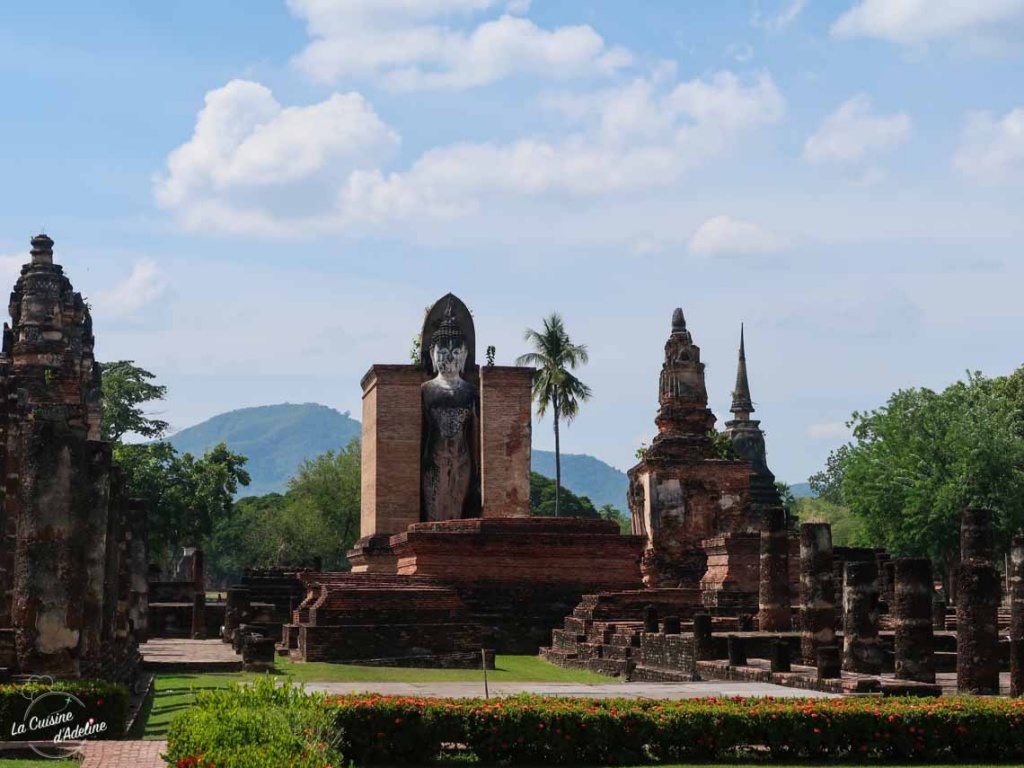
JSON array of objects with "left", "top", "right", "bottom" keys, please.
[
  {"left": 80, "top": 740, "right": 167, "bottom": 768},
  {"left": 140, "top": 638, "right": 242, "bottom": 672}
]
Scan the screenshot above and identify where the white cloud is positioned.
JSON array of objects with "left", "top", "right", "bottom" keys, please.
[
  {"left": 155, "top": 70, "right": 784, "bottom": 235},
  {"left": 953, "top": 107, "right": 1024, "bottom": 183},
  {"left": 687, "top": 215, "right": 787, "bottom": 257},
  {"left": 803, "top": 94, "right": 911, "bottom": 164},
  {"left": 287, "top": 0, "right": 631, "bottom": 90},
  {"left": 752, "top": 0, "right": 808, "bottom": 32},
  {"left": 340, "top": 71, "right": 784, "bottom": 224},
  {"left": 831, "top": 0, "right": 1024, "bottom": 46},
  {"left": 93, "top": 260, "right": 168, "bottom": 321},
  {"left": 154, "top": 80, "right": 399, "bottom": 234},
  {"left": 805, "top": 421, "right": 850, "bottom": 440}
]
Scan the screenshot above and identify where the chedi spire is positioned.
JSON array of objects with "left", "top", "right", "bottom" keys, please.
[{"left": 731, "top": 323, "right": 754, "bottom": 420}]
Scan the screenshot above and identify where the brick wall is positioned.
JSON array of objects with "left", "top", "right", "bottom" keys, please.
[{"left": 479, "top": 366, "right": 533, "bottom": 518}]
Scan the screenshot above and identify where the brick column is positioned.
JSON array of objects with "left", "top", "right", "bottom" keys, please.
[
  {"left": 191, "top": 548, "right": 206, "bottom": 640},
  {"left": 479, "top": 366, "right": 533, "bottom": 518},
  {"left": 893, "top": 557, "right": 935, "bottom": 683},
  {"left": 956, "top": 508, "right": 999, "bottom": 695},
  {"left": 13, "top": 415, "right": 89, "bottom": 678},
  {"left": 224, "top": 586, "right": 251, "bottom": 644},
  {"left": 961, "top": 508, "right": 994, "bottom": 562},
  {"left": 81, "top": 440, "right": 111, "bottom": 666},
  {"left": 842, "top": 560, "right": 881, "bottom": 674},
  {"left": 799, "top": 522, "right": 835, "bottom": 664},
  {"left": 1010, "top": 534, "right": 1024, "bottom": 697},
  {"left": 758, "top": 506, "right": 791, "bottom": 631},
  {"left": 128, "top": 498, "right": 150, "bottom": 642}
]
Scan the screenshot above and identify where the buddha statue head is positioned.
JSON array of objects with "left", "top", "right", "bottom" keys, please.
[{"left": 429, "top": 302, "right": 469, "bottom": 378}]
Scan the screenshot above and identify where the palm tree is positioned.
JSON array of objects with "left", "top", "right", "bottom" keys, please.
[{"left": 516, "top": 314, "right": 592, "bottom": 517}]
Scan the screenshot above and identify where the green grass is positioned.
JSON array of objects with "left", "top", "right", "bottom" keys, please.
[
  {"left": 137, "top": 655, "right": 612, "bottom": 739},
  {"left": 272, "top": 655, "right": 614, "bottom": 684}
]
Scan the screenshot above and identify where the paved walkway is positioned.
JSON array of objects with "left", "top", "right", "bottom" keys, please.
[
  {"left": 79, "top": 740, "right": 167, "bottom": 768},
  {"left": 140, "top": 638, "right": 241, "bottom": 672},
  {"left": 305, "top": 680, "right": 839, "bottom": 698}
]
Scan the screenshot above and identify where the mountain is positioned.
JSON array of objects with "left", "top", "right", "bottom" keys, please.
[
  {"left": 167, "top": 403, "right": 361, "bottom": 498},
  {"left": 166, "top": 402, "right": 629, "bottom": 509},
  {"left": 531, "top": 451, "right": 629, "bottom": 512},
  {"left": 789, "top": 482, "right": 815, "bottom": 498}
]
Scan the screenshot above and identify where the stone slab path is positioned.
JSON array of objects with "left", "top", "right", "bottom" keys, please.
[
  {"left": 79, "top": 740, "right": 167, "bottom": 768},
  {"left": 305, "top": 680, "right": 839, "bottom": 699},
  {"left": 140, "top": 637, "right": 242, "bottom": 672}
]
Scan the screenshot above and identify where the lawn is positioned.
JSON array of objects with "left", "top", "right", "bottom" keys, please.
[{"left": 137, "top": 655, "right": 612, "bottom": 739}]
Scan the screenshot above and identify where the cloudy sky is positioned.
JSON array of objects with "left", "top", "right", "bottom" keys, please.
[{"left": 1, "top": 0, "right": 1023, "bottom": 484}]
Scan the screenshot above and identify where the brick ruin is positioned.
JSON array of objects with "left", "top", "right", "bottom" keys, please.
[
  {"left": 0, "top": 234, "right": 148, "bottom": 683},
  {"left": 225, "top": 293, "right": 646, "bottom": 667}
]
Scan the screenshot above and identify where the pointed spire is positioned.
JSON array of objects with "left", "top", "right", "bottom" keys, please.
[{"left": 731, "top": 323, "right": 754, "bottom": 419}]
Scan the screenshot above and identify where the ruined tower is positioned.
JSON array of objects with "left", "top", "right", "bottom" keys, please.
[
  {"left": 724, "top": 325, "right": 782, "bottom": 528},
  {"left": 628, "top": 309, "right": 753, "bottom": 587},
  {"left": 0, "top": 234, "right": 143, "bottom": 680}
]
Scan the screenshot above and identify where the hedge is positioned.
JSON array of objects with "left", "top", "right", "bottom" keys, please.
[
  {"left": 164, "top": 677, "right": 342, "bottom": 768},
  {"left": 0, "top": 679, "right": 129, "bottom": 742},
  {"left": 328, "top": 693, "right": 1024, "bottom": 765}
]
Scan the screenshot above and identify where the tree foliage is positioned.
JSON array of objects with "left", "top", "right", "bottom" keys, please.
[
  {"left": 100, "top": 360, "right": 169, "bottom": 442},
  {"left": 814, "top": 369, "right": 1024, "bottom": 574},
  {"left": 516, "top": 314, "right": 592, "bottom": 517},
  {"left": 206, "top": 439, "right": 361, "bottom": 581},
  {"left": 115, "top": 441, "right": 250, "bottom": 565}
]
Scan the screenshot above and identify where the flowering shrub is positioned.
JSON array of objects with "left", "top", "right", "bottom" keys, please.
[{"left": 328, "top": 693, "right": 1024, "bottom": 765}]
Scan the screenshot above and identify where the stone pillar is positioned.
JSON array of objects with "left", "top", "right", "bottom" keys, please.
[
  {"left": 799, "top": 522, "right": 835, "bottom": 664},
  {"left": 663, "top": 615, "right": 681, "bottom": 634},
  {"left": 893, "top": 557, "right": 935, "bottom": 683},
  {"left": 932, "top": 594, "right": 946, "bottom": 631},
  {"left": 81, "top": 440, "right": 111, "bottom": 667},
  {"left": 13, "top": 415, "right": 89, "bottom": 678},
  {"left": 770, "top": 638, "right": 791, "bottom": 672},
  {"left": 758, "top": 506, "right": 791, "bottom": 631},
  {"left": 102, "top": 467, "right": 126, "bottom": 643},
  {"left": 192, "top": 593, "right": 207, "bottom": 640},
  {"left": 817, "top": 645, "right": 841, "bottom": 679},
  {"left": 479, "top": 366, "right": 533, "bottom": 518},
  {"left": 643, "top": 604, "right": 659, "bottom": 633},
  {"left": 128, "top": 498, "right": 149, "bottom": 642},
  {"left": 1010, "top": 534, "right": 1024, "bottom": 697},
  {"left": 879, "top": 558, "right": 895, "bottom": 612},
  {"left": 727, "top": 635, "right": 747, "bottom": 666},
  {"left": 842, "top": 560, "right": 881, "bottom": 674},
  {"left": 223, "top": 586, "right": 251, "bottom": 643},
  {"left": 957, "top": 562, "right": 1000, "bottom": 694},
  {"left": 693, "top": 613, "right": 714, "bottom": 660},
  {"left": 961, "top": 508, "right": 994, "bottom": 562}
]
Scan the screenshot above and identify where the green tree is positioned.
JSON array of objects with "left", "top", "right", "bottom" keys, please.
[
  {"left": 819, "top": 370, "right": 1024, "bottom": 585},
  {"left": 116, "top": 440, "right": 250, "bottom": 566},
  {"left": 285, "top": 438, "right": 361, "bottom": 568},
  {"left": 808, "top": 444, "right": 851, "bottom": 505},
  {"left": 775, "top": 480, "right": 797, "bottom": 518},
  {"left": 100, "top": 360, "right": 170, "bottom": 442},
  {"left": 599, "top": 503, "right": 633, "bottom": 534},
  {"left": 516, "top": 314, "right": 592, "bottom": 517},
  {"left": 529, "top": 472, "right": 598, "bottom": 518}
]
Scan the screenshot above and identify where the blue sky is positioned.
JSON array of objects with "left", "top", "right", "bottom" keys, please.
[{"left": 1, "top": 0, "right": 1023, "bottom": 485}]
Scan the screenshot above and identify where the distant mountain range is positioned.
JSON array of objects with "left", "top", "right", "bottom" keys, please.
[
  {"left": 168, "top": 402, "right": 814, "bottom": 510},
  {"left": 167, "top": 403, "right": 631, "bottom": 509}
]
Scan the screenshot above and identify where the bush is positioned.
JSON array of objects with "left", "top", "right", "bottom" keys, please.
[
  {"left": 329, "top": 693, "right": 1024, "bottom": 765},
  {"left": 0, "top": 679, "right": 129, "bottom": 741},
  {"left": 164, "top": 677, "right": 341, "bottom": 768}
]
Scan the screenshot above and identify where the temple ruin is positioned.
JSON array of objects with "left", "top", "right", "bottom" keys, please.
[{"left": 0, "top": 234, "right": 148, "bottom": 683}]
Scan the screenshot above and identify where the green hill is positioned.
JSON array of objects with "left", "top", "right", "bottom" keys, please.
[
  {"left": 167, "top": 403, "right": 361, "bottom": 498},
  {"left": 166, "top": 402, "right": 629, "bottom": 510}
]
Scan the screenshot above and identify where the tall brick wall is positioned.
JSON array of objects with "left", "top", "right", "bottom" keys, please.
[
  {"left": 479, "top": 366, "right": 532, "bottom": 518},
  {"left": 360, "top": 365, "right": 427, "bottom": 538}
]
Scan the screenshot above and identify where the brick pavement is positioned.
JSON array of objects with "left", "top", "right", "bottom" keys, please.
[{"left": 79, "top": 740, "right": 167, "bottom": 767}]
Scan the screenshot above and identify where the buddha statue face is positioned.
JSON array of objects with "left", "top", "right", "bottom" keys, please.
[{"left": 430, "top": 338, "right": 468, "bottom": 377}]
